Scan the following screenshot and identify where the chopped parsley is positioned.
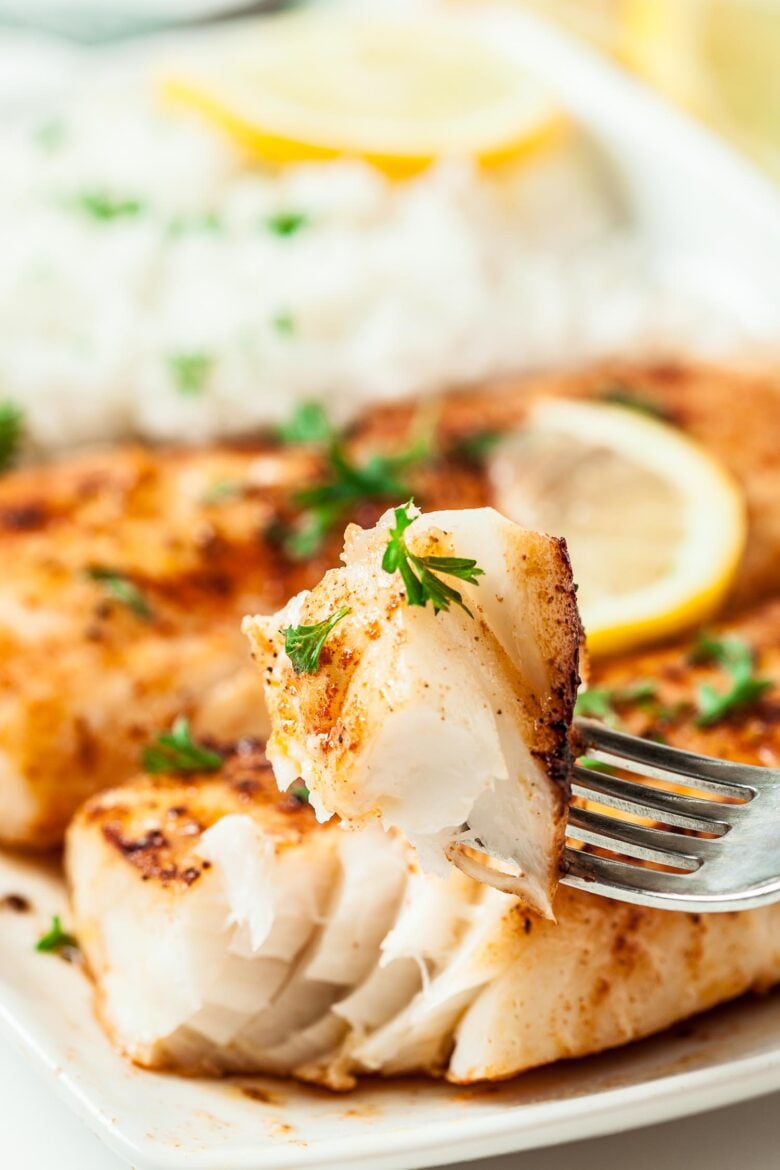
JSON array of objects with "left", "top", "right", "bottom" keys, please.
[
  {"left": 283, "top": 606, "right": 351, "bottom": 674},
  {"left": 691, "top": 634, "right": 773, "bottom": 727},
  {"left": 34, "top": 117, "right": 67, "bottom": 152},
  {"left": 0, "top": 401, "right": 23, "bottom": 471},
  {"left": 272, "top": 311, "right": 296, "bottom": 336},
  {"left": 290, "top": 781, "right": 311, "bottom": 803},
  {"left": 266, "top": 211, "right": 309, "bottom": 237},
  {"left": 601, "top": 385, "right": 667, "bottom": 421},
  {"left": 382, "top": 501, "right": 484, "bottom": 617},
  {"left": 276, "top": 402, "right": 333, "bottom": 445},
  {"left": 168, "top": 351, "right": 215, "bottom": 396},
  {"left": 85, "top": 567, "right": 152, "bottom": 621},
  {"left": 450, "top": 430, "right": 501, "bottom": 465},
  {"left": 142, "top": 717, "right": 223, "bottom": 775},
  {"left": 270, "top": 404, "right": 427, "bottom": 559},
  {"left": 74, "top": 190, "right": 145, "bottom": 222},
  {"left": 36, "top": 915, "right": 78, "bottom": 956},
  {"left": 574, "top": 681, "right": 657, "bottom": 726}
]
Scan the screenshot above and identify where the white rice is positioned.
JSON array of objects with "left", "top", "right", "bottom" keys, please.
[{"left": 0, "top": 76, "right": 756, "bottom": 450}]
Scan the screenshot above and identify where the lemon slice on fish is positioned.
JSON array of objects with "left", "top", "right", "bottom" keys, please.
[
  {"left": 490, "top": 399, "right": 746, "bottom": 657},
  {"left": 160, "top": 11, "right": 564, "bottom": 176}
]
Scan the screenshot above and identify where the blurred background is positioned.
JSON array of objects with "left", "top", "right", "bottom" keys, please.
[{"left": 0, "top": 0, "right": 777, "bottom": 179}]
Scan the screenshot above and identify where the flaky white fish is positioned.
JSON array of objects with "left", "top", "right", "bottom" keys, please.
[{"left": 244, "top": 505, "right": 582, "bottom": 917}]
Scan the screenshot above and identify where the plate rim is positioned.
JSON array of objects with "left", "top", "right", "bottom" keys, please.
[{"left": 2, "top": 987, "right": 780, "bottom": 1170}]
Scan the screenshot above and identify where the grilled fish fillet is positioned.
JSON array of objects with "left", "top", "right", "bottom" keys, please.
[
  {"left": 0, "top": 443, "right": 317, "bottom": 850},
  {"left": 5, "top": 360, "right": 778, "bottom": 847},
  {"left": 67, "top": 601, "right": 780, "bottom": 1087},
  {"left": 244, "top": 505, "right": 581, "bottom": 917}
]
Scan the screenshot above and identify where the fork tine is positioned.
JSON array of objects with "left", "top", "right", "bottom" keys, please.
[
  {"left": 562, "top": 847, "right": 693, "bottom": 908},
  {"left": 576, "top": 718, "right": 760, "bottom": 797},
  {"left": 566, "top": 805, "right": 704, "bottom": 870},
  {"left": 572, "top": 764, "right": 735, "bottom": 832}
]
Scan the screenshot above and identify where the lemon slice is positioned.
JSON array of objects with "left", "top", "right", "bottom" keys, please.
[
  {"left": 489, "top": 399, "right": 746, "bottom": 657},
  {"left": 160, "top": 11, "right": 564, "bottom": 176}
]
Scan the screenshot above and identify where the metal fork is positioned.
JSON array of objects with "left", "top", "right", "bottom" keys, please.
[{"left": 561, "top": 718, "right": 780, "bottom": 913}]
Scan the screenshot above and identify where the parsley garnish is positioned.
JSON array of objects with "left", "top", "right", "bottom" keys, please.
[
  {"left": 382, "top": 501, "right": 484, "bottom": 616},
  {"left": 450, "top": 430, "right": 501, "bottom": 465},
  {"left": 266, "top": 211, "right": 309, "bottom": 237},
  {"left": 290, "top": 781, "right": 311, "bottom": 803},
  {"left": 85, "top": 566, "right": 152, "bottom": 621},
  {"left": 691, "top": 634, "right": 773, "bottom": 726},
  {"left": 574, "top": 681, "right": 657, "bottom": 726},
  {"left": 601, "top": 385, "right": 667, "bottom": 421},
  {"left": 283, "top": 606, "right": 351, "bottom": 674},
  {"left": 74, "top": 190, "right": 145, "bottom": 222},
  {"left": 276, "top": 402, "right": 333, "bottom": 445},
  {"left": 270, "top": 404, "right": 427, "bottom": 560},
  {"left": 272, "top": 311, "right": 296, "bottom": 336},
  {"left": 34, "top": 118, "right": 67, "bottom": 152},
  {"left": 168, "top": 351, "right": 215, "bottom": 396},
  {"left": 36, "top": 915, "right": 78, "bottom": 955},
  {"left": 142, "top": 717, "right": 223, "bottom": 774},
  {"left": 0, "top": 402, "right": 23, "bottom": 471}
]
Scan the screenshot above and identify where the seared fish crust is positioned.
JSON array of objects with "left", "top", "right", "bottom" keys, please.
[{"left": 68, "top": 602, "right": 780, "bottom": 1087}]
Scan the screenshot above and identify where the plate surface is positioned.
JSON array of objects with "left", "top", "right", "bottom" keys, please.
[
  {"left": 1, "top": 6, "right": 779, "bottom": 1170},
  {"left": 1, "top": 851, "right": 780, "bottom": 1170}
]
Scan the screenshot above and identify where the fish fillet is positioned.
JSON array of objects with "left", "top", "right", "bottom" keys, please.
[
  {"left": 67, "top": 601, "right": 780, "bottom": 1087},
  {"left": 5, "top": 360, "right": 779, "bottom": 847},
  {"left": 244, "top": 505, "right": 581, "bottom": 917}
]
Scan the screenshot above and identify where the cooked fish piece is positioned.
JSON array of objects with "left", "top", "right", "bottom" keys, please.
[
  {"left": 66, "top": 744, "right": 412, "bottom": 1075},
  {"left": 244, "top": 505, "right": 581, "bottom": 917},
  {"left": 587, "top": 596, "right": 780, "bottom": 764},
  {"left": 67, "top": 703, "right": 780, "bottom": 1087},
  {"left": 0, "top": 442, "right": 327, "bottom": 850},
  {"left": 5, "top": 361, "right": 777, "bottom": 850}
]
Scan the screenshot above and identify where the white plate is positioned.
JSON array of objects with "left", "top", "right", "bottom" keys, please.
[
  {"left": 1, "top": 7, "right": 779, "bottom": 1170},
  {"left": 2, "top": 851, "right": 780, "bottom": 1170}
]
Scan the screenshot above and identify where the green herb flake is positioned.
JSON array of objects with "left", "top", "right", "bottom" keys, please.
[
  {"left": 266, "top": 211, "right": 309, "bottom": 237},
  {"left": 36, "top": 914, "right": 78, "bottom": 955},
  {"left": 574, "top": 681, "right": 657, "bottom": 726},
  {"left": 272, "top": 311, "right": 296, "bottom": 336},
  {"left": 85, "top": 566, "right": 153, "bottom": 621},
  {"left": 450, "top": 430, "right": 501, "bottom": 465},
  {"left": 74, "top": 190, "right": 145, "bottom": 222},
  {"left": 382, "top": 501, "right": 484, "bottom": 617},
  {"left": 0, "top": 401, "right": 24, "bottom": 472},
  {"left": 168, "top": 351, "right": 215, "bottom": 396},
  {"left": 284, "top": 606, "right": 351, "bottom": 675},
  {"left": 34, "top": 118, "right": 67, "bottom": 152},
  {"left": 142, "top": 717, "right": 223, "bottom": 775},
  {"left": 276, "top": 402, "right": 333, "bottom": 445},
  {"left": 577, "top": 756, "right": 618, "bottom": 776},
  {"left": 289, "top": 781, "right": 311, "bottom": 804},
  {"left": 691, "top": 634, "right": 774, "bottom": 727},
  {"left": 601, "top": 385, "right": 668, "bottom": 421},
  {"left": 272, "top": 435, "right": 427, "bottom": 562}
]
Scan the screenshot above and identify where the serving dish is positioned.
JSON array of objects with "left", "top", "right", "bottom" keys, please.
[{"left": 1, "top": 5, "right": 779, "bottom": 1168}]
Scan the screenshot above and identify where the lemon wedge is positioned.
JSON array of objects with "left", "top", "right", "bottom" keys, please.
[
  {"left": 160, "top": 11, "right": 564, "bottom": 176},
  {"left": 489, "top": 399, "right": 746, "bottom": 657}
]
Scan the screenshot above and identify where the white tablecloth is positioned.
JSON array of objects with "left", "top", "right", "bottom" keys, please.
[{"left": 1, "top": 1032, "right": 778, "bottom": 1170}]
